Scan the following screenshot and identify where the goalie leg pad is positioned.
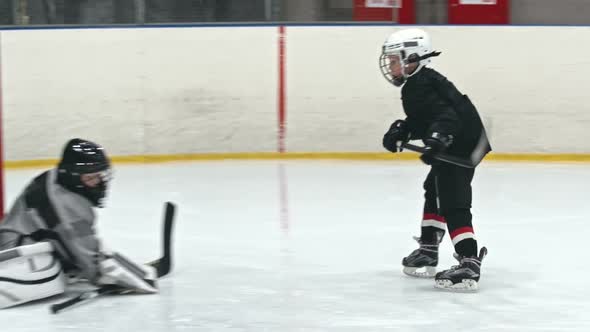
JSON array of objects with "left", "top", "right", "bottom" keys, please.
[
  {"left": 0, "top": 242, "right": 66, "bottom": 309},
  {"left": 98, "top": 252, "right": 158, "bottom": 294}
]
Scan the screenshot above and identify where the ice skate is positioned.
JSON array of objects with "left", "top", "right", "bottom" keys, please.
[
  {"left": 434, "top": 247, "right": 487, "bottom": 292},
  {"left": 402, "top": 232, "right": 443, "bottom": 278}
]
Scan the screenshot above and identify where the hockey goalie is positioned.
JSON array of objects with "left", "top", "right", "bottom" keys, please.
[{"left": 0, "top": 138, "right": 158, "bottom": 308}]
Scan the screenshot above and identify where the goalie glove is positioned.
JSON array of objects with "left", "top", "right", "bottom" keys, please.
[{"left": 97, "top": 252, "right": 158, "bottom": 294}]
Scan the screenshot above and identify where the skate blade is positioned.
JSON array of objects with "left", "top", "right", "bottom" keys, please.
[
  {"left": 434, "top": 279, "right": 479, "bottom": 292},
  {"left": 403, "top": 266, "right": 437, "bottom": 278}
]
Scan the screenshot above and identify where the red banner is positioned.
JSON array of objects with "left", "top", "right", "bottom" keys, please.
[
  {"left": 448, "top": 0, "right": 509, "bottom": 24},
  {"left": 353, "top": 0, "right": 415, "bottom": 23}
]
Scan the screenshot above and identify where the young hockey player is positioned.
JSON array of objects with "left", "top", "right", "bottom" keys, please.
[
  {"left": 0, "top": 138, "right": 157, "bottom": 308},
  {"left": 380, "top": 28, "right": 491, "bottom": 291}
]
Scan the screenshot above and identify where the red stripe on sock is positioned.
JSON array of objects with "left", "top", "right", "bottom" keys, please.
[
  {"left": 450, "top": 226, "right": 475, "bottom": 239},
  {"left": 423, "top": 213, "right": 445, "bottom": 223}
]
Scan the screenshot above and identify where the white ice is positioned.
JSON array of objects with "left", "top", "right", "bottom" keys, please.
[{"left": 2, "top": 160, "right": 590, "bottom": 331}]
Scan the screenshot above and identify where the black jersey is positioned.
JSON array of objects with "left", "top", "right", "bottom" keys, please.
[{"left": 401, "top": 67, "right": 491, "bottom": 158}]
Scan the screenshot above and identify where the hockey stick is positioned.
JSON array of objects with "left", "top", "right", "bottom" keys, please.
[
  {"left": 401, "top": 128, "right": 491, "bottom": 169},
  {"left": 50, "top": 202, "right": 176, "bottom": 314},
  {"left": 402, "top": 143, "right": 476, "bottom": 168}
]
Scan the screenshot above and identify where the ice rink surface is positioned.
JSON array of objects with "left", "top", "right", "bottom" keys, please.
[{"left": 2, "top": 160, "right": 589, "bottom": 331}]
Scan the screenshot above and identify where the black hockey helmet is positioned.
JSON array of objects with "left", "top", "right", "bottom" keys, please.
[{"left": 56, "top": 138, "right": 112, "bottom": 207}]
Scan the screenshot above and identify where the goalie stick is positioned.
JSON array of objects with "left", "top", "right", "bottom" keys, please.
[
  {"left": 147, "top": 201, "right": 176, "bottom": 277},
  {"left": 50, "top": 202, "right": 176, "bottom": 314}
]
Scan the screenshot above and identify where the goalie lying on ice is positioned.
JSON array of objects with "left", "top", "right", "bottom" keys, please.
[{"left": 0, "top": 138, "right": 157, "bottom": 309}]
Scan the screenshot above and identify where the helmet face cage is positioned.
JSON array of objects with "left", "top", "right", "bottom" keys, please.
[
  {"left": 76, "top": 168, "right": 113, "bottom": 187},
  {"left": 80, "top": 167, "right": 112, "bottom": 208},
  {"left": 379, "top": 49, "right": 416, "bottom": 87},
  {"left": 98, "top": 168, "right": 113, "bottom": 184},
  {"left": 379, "top": 29, "right": 434, "bottom": 87},
  {"left": 58, "top": 161, "right": 112, "bottom": 207},
  {"left": 88, "top": 168, "right": 112, "bottom": 208},
  {"left": 379, "top": 51, "right": 396, "bottom": 85}
]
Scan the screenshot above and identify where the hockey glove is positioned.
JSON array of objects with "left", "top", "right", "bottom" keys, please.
[
  {"left": 97, "top": 251, "right": 158, "bottom": 294},
  {"left": 383, "top": 120, "right": 410, "bottom": 153},
  {"left": 420, "top": 132, "right": 453, "bottom": 165}
]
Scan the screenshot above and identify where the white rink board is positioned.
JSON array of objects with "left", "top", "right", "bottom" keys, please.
[
  {"left": 2, "top": 25, "right": 590, "bottom": 160},
  {"left": 285, "top": 26, "right": 590, "bottom": 153},
  {"left": 1, "top": 27, "right": 278, "bottom": 160}
]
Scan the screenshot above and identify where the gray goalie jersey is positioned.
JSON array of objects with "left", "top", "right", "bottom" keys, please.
[{"left": 0, "top": 169, "right": 101, "bottom": 282}]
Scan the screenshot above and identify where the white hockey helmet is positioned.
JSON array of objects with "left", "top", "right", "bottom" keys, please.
[{"left": 379, "top": 28, "right": 440, "bottom": 87}]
